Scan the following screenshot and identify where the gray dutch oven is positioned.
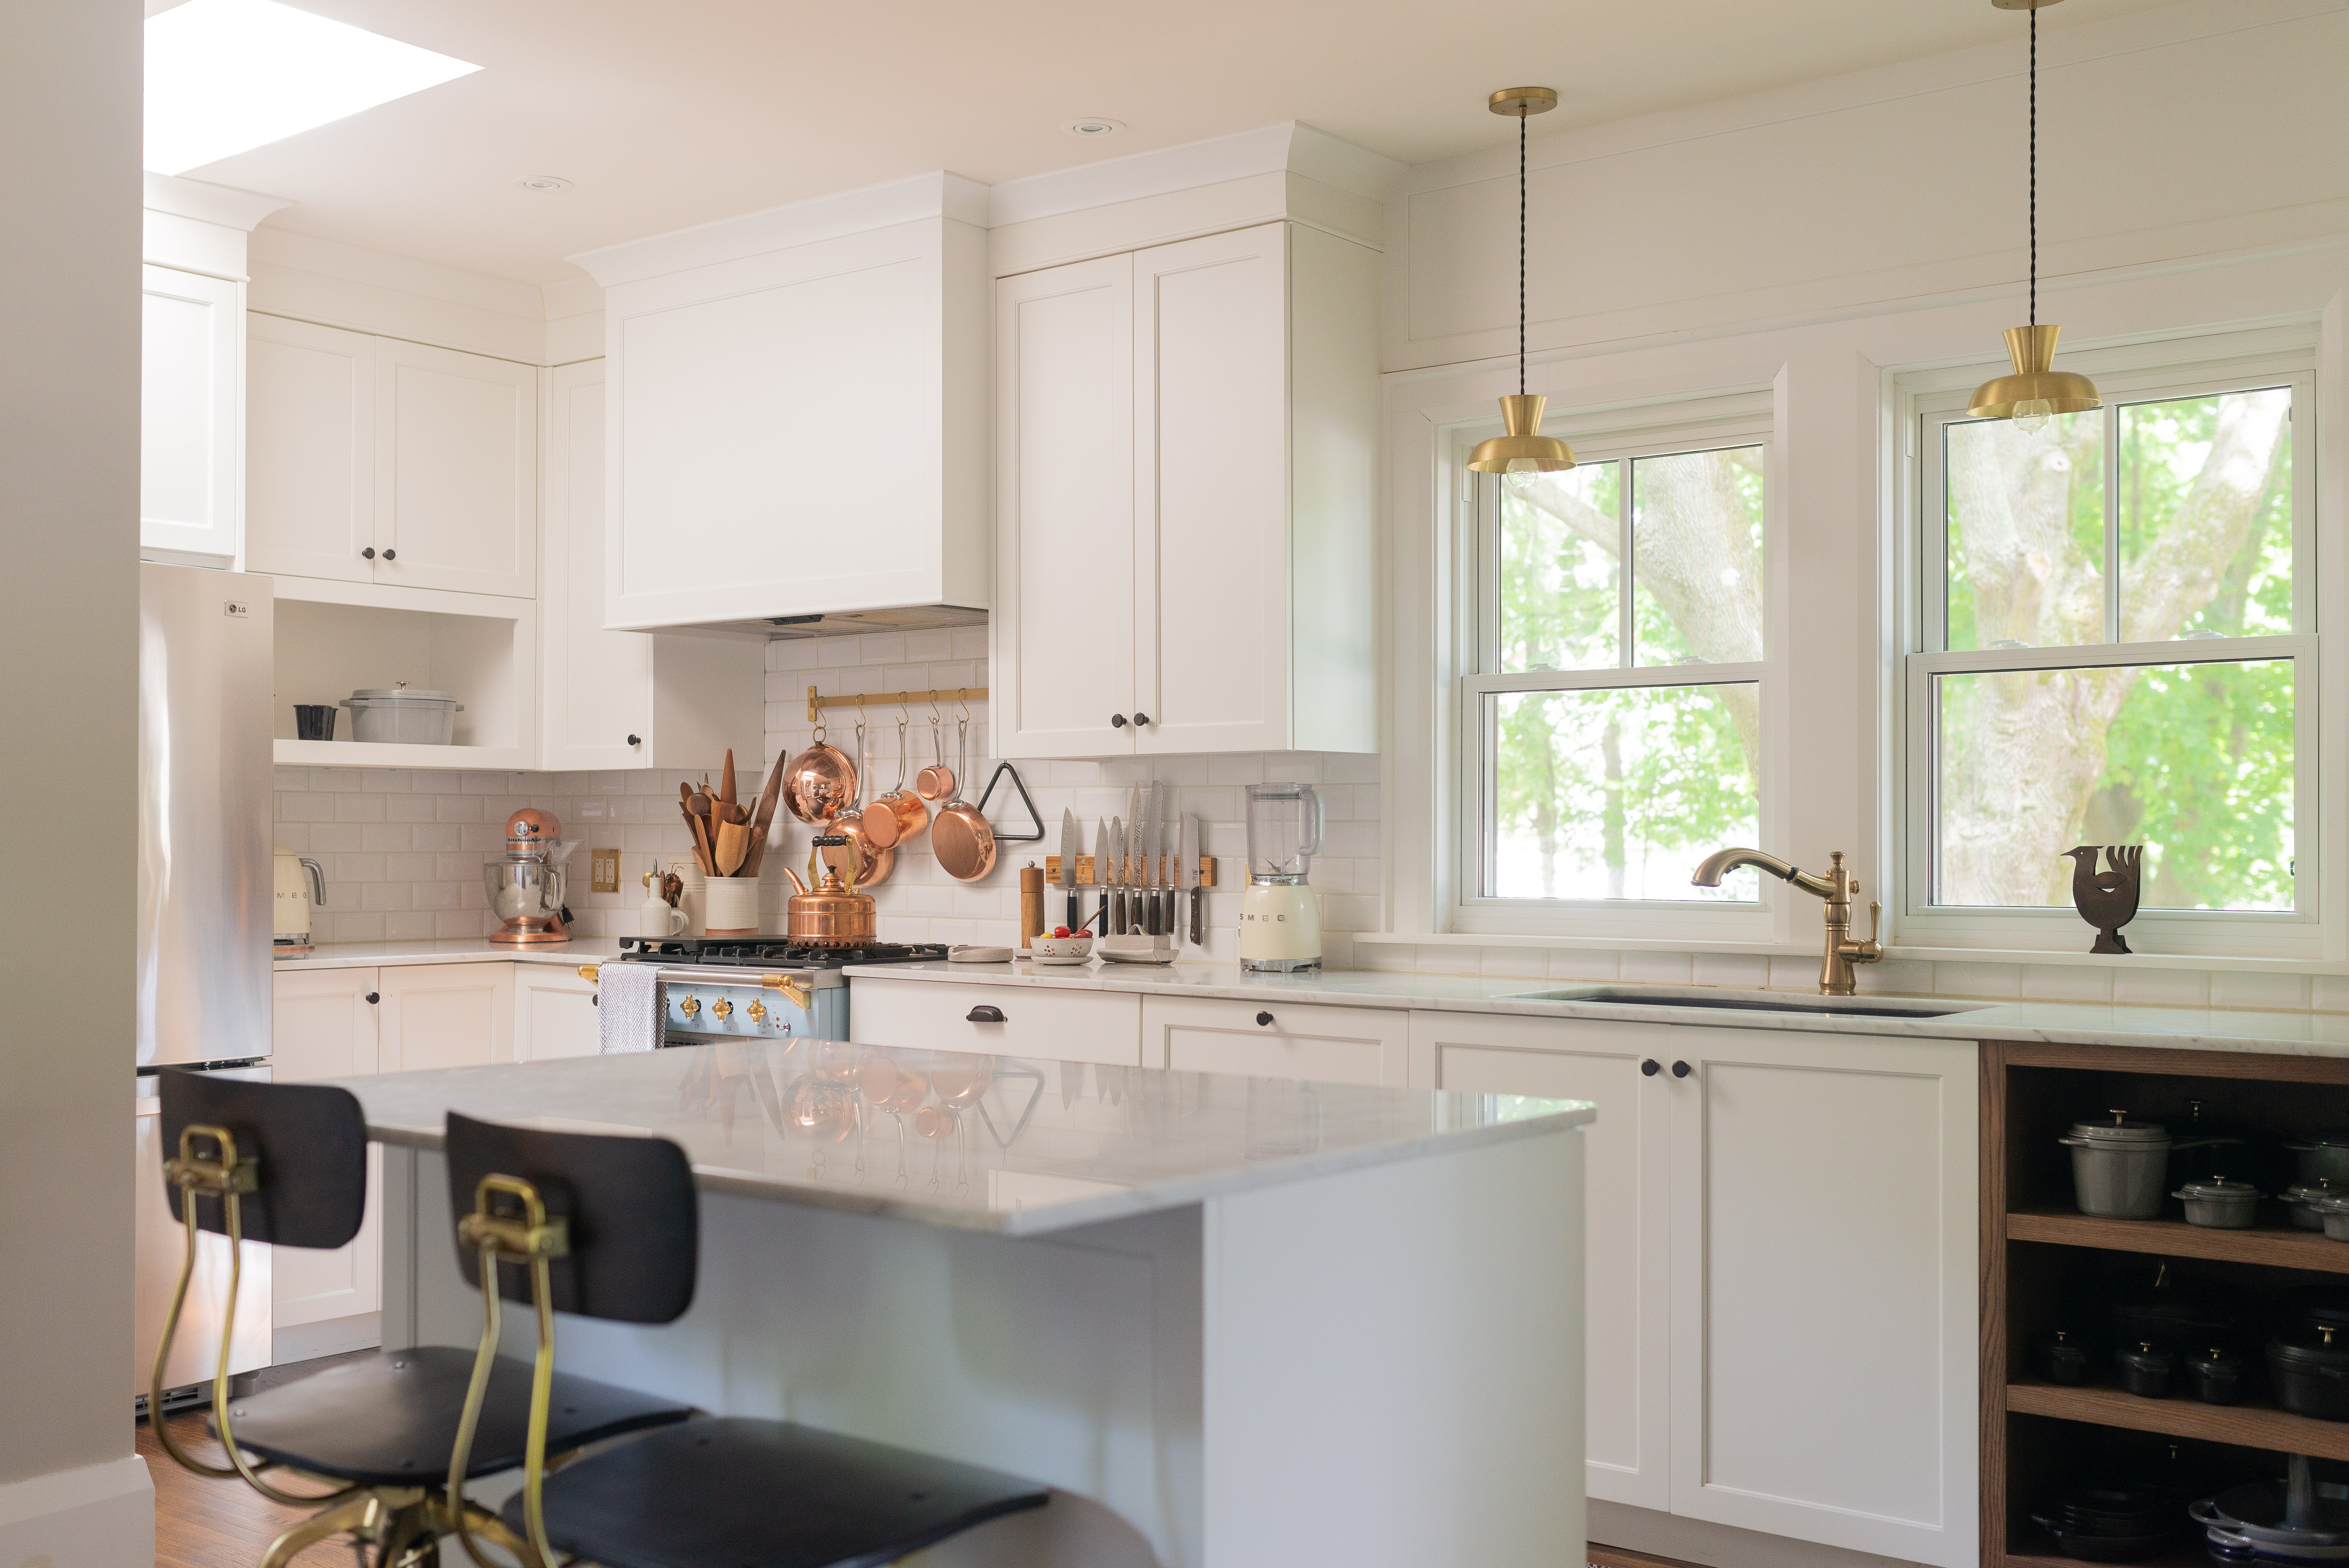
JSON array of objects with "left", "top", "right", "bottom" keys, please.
[
  {"left": 2061, "top": 1111, "right": 2173, "bottom": 1220},
  {"left": 2172, "top": 1175, "right": 2262, "bottom": 1230}
]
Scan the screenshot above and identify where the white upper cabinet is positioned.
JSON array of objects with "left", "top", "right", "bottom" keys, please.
[
  {"left": 995, "top": 221, "right": 1379, "bottom": 758},
  {"left": 140, "top": 265, "right": 244, "bottom": 564},
  {"left": 372, "top": 339, "right": 537, "bottom": 597},
  {"left": 574, "top": 175, "right": 990, "bottom": 631},
  {"left": 538, "top": 360, "right": 765, "bottom": 771},
  {"left": 246, "top": 317, "right": 536, "bottom": 599}
]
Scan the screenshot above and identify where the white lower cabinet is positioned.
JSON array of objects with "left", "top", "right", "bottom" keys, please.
[
  {"left": 1142, "top": 996, "right": 1408, "bottom": 1086},
  {"left": 848, "top": 978, "right": 1141, "bottom": 1065},
  {"left": 377, "top": 962, "right": 516, "bottom": 1072},
  {"left": 1410, "top": 1012, "right": 1977, "bottom": 1568},
  {"left": 515, "top": 964, "right": 602, "bottom": 1062},
  {"left": 270, "top": 966, "right": 385, "bottom": 1359}
]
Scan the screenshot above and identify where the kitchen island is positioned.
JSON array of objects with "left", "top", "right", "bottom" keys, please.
[{"left": 340, "top": 1042, "right": 1592, "bottom": 1568}]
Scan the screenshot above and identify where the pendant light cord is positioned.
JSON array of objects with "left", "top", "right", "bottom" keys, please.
[
  {"left": 2028, "top": 4, "right": 2038, "bottom": 329},
  {"left": 1518, "top": 106, "right": 1527, "bottom": 397}
]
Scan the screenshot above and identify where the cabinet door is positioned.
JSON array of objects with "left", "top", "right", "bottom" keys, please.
[
  {"left": 540, "top": 361, "right": 652, "bottom": 768},
  {"left": 1133, "top": 223, "right": 1290, "bottom": 755},
  {"left": 1664, "top": 1027, "right": 1976, "bottom": 1568},
  {"left": 373, "top": 339, "right": 537, "bottom": 598},
  {"left": 516, "top": 965, "right": 602, "bottom": 1062},
  {"left": 994, "top": 254, "right": 1136, "bottom": 757},
  {"left": 270, "top": 968, "right": 382, "bottom": 1332},
  {"left": 141, "top": 265, "right": 242, "bottom": 563},
  {"left": 1144, "top": 996, "right": 1406, "bottom": 1086},
  {"left": 246, "top": 314, "right": 374, "bottom": 584},
  {"left": 1410, "top": 1011, "right": 1672, "bottom": 1513},
  {"left": 377, "top": 962, "right": 515, "bottom": 1072}
]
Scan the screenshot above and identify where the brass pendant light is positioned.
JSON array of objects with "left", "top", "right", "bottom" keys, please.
[
  {"left": 1468, "top": 87, "right": 1575, "bottom": 474},
  {"left": 1968, "top": 0, "right": 2099, "bottom": 432}
]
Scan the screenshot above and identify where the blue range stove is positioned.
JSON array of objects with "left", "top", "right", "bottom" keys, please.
[{"left": 608, "top": 938, "right": 950, "bottom": 1045}]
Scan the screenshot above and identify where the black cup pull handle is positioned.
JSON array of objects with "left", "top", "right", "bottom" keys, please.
[
  {"left": 966, "top": 1005, "right": 1005, "bottom": 1024},
  {"left": 364, "top": 992, "right": 380, "bottom": 1005},
  {"left": 1641, "top": 1058, "right": 1661, "bottom": 1076},
  {"left": 1110, "top": 714, "right": 1128, "bottom": 729},
  {"left": 1672, "top": 1060, "right": 1692, "bottom": 1079},
  {"left": 1256, "top": 1011, "right": 1274, "bottom": 1027},
  {"left": 360, "top": 547, "right": 375, "bottom": 559}
]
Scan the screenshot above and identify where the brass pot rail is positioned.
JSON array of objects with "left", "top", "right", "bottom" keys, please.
[{"left": 806, "top": 685, "right": 987, "bottom": 724}]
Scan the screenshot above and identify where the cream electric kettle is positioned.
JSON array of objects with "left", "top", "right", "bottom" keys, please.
[{"left": 273, "top": 846, "right": 327, "bottom": 951}]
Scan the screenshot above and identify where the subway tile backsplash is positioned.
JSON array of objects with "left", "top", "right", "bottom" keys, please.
[{"left": 276, "top": 630, "right": 2349, "bottom": 1014}]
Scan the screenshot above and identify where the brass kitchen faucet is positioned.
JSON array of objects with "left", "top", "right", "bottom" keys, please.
[{"left": 1692, "top": 848, "right": 1883, "bottom": 996}]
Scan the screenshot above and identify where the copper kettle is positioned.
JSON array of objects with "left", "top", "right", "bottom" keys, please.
[{"left": 781, "top": 836, "right": 876, "bottom": 947}]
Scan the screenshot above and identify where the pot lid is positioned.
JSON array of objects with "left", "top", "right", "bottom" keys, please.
[
  {"left": 2286, "top": 1180, "right": 2348, "bottom": 1204},
  {"left": 2069, "top": 1109, "right": 2168, "bottom": 1143},
  {"left": 347, "top": 685, "right": 456, "bottom": 702},
  {"left": 2188, "top": 1345, "right": 2248, "bottom": 1368},
  {"left": 2114, "top": 1341, "right": 2176, "bottom": 1368},
  {"left": 2290, "top": 1129, "right": 2349, "bottom": 1151},
  {"left": 2270, "top": 1324, "right": 2349, "bottom": 1366},
  {"left": 2175, "top": 1177, "right": 2262, "bottom": 1199}
]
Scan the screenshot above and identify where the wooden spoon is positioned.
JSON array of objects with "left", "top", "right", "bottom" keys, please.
[
  {"left": 744, "top": 749, "right": 790, "bottom": 877},
  {"left": 681, "top": 801, "right": 715, "bottom": 876},
  {"left": 719, "top": 749, "right": 737, "bottom": 807},
  {"left": 714, "top": 820, "right": 750, "bottom": 877}
]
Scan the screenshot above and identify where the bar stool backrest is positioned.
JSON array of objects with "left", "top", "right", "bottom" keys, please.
[
  {"left": 158, "top": 1069, "right": 367, "bottom": 1250},
  {"left": 443, "top": 1112, "right": 699, "bottom": 1326}
]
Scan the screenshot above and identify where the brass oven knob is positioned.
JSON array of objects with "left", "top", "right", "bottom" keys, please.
[
  {"left": 711, "top": 998, "right": 733, "bottom": 1019},
  {"left": 679, "top": 995, "right": 700, "bottom": 1018},
  {"left": 746, "top": 1001, "right": 767, "bottom": 1023}
]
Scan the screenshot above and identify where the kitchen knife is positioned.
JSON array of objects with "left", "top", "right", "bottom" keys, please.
[
  {"left": 1125, "top": 785, "right": 1141, "bottom": 932},
  {"left": 1058, "top": 808, "right": 1079, "bottom": 931},
  {"left": 1107, "top": 816, "right": 1124, "bottom": 936},
  {"left": 1141, "top": 784, "right": 1161, "bottom": 934},
  {"left": 1181, "top": 813, "right": 1200, "bottom": 946},
  {"left": 1151, "top": 781, "right": 1170, "bottom": 935},
  {"left": 1092, "top": 818, "right": 1112, "bottom": 934}
]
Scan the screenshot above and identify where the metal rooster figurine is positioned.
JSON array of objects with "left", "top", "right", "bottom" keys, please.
[{"left": 2064, "top": 845, "right": 2143, "bottom": 954}]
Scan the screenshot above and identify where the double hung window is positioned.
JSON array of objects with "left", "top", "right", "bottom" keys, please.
[
  {"left": 1906, "top": 348, "right": 2313, "bottom": 953},
  {"left": 1458, "top": 401, "right": 1775, "bottom": 932}
]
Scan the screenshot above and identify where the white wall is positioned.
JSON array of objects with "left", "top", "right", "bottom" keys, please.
[
  {"left": 1379, "top": 0, "right": 2349, "bottom": 971},
  {"left": 0, "top": 0, "right": 157, "bottom": 1560}
]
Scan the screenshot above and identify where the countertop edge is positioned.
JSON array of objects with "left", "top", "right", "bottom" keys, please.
[{"left": 362, "top": 1103, "right": 1596, "bottom": 1237}]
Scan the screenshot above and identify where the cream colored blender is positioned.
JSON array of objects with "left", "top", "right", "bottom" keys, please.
[{"left": 1238, "top": 782, "right": 1324, "bottom": 972}]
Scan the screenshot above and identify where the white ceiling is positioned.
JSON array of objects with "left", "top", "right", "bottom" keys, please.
[{"left": 159, "top": 0, "right": 2186, "bottom": 285}]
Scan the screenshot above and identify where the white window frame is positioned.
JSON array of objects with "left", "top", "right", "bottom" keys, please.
[
  {"left": 1895, "top": 333, "right": 2322, "bottom": 959},
  {"left": 1450, "top": 390, "right": 1784, "bottom": 941}
]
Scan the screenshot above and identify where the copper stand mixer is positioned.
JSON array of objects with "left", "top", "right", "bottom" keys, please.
[{"left": 485, "top": 807, "right": 576, "bottom": 945}]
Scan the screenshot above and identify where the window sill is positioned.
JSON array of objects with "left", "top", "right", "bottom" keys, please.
[{"left": 1357, "top": 931, "right": 2349, "bottom": 975}]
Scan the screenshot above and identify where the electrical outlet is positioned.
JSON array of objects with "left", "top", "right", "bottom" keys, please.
[{"left": 590, "top": 847, "right": 621, "bottom": 894}]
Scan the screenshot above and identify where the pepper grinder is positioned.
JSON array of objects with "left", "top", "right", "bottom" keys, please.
[{"left": 1019, "top": 863, "right": 1045, "bottom": 950}]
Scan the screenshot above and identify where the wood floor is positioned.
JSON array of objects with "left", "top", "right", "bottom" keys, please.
[{"left": 141, "top": 1409, "right": 354, "bottom": 1568}]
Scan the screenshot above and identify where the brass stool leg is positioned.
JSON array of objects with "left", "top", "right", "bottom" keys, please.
[{"left": 259, "top": 1492, "right": 378, "bottom": 1568}]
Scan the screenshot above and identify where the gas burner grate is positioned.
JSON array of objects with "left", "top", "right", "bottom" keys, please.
[{"left": 617, "top": 938, "right": 950, "bottom": 970}]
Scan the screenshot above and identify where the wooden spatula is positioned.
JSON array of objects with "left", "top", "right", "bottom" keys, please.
[
  {"left": 744, "top": 749, "right": 790, "bottom": 876},
  {"left": 719, "top": 749, "right": 737, "bottom": 807},
  {"left": 714, "top": 820, "right": 750, "bottom": 877}
]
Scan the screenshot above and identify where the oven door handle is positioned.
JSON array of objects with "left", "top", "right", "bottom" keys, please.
[{"left": 580, "top": 964, "right": 814, "bottom": 1011}]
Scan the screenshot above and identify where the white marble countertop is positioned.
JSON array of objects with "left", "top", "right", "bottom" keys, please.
[
  {"left": 844, "top": 959, "right": 2349, "bottom": 1059},
  {"left": 275, "top": 938, "right": 628, "bottom": 971},
  {"left": 330, "top": 1043, "right": 1593, "bottom": 1237}
]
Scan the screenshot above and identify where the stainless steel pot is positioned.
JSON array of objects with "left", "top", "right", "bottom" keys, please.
[
  {"left": 340, "top": 684, "right": 464, "bottom": 744},
  {"left": 2174, "top": 1175, "right": 2262, "bottom": 1230},
  {"left": 2061, "top": 1112, "right": 2172, "bottom": 1220}
]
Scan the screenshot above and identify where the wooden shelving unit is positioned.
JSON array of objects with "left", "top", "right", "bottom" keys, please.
[{"left": 1985, "top": 1038, "right": 2349, "bottom": 1566}]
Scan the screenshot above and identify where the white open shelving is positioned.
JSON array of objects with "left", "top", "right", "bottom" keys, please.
[{"left": 270, "top": 576, "right": 537, "bottom": 769}]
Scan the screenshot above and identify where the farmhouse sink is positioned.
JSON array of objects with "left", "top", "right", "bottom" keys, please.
[{"left": 1518, "top": 986, "right": 1988, "bottom": 1021}]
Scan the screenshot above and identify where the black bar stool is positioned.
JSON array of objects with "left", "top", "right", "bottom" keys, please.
[
  {"left": 442, "top": 1110, "right": 1051, "bottom": 1568},
  {"left": 151, "top": 1070, "right": 694, "bottom": 1568}
]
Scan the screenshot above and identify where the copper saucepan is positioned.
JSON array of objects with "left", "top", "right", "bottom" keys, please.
[
  {"left": 785, "top": 722, "right": 857, "bottom": 826},
  {"left": 861, "top": 715, "right": 929, "bottom": 849},
  {"left": 931, "top": 714, "right": 997, "bottom": 882},
  {"left": 915, "top": 712, "right": 954, "bottom": 801}
]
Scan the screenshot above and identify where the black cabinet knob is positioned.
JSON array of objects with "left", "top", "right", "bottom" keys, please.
[
  {"left": 364, "top": 992, "right": 380, "bottom": 1005},
  {"left": 1641, "top": 1058, "right": 1660, "bottom": 1076},
  {"left": 360, "top": 547, "right": 375, "bottom": 560},
  {"left": 626, "top": 734, "right": 641, "bottom": 746},
  {"left": 1672, "top": 1060, "right": 1692, "bottom": 1079},
  {"left": 381, "top": 547, "right": 396, "bottom": 561},
  {"left": 966, "top": 1005, "right": 1005, "bottom": 1024},
  {"left": 1255, "top": 1011, "right": 1274, "bottom": 1027},
  {"left": 1133, "top": 712, "right": 1151, "bottom": 726},
  {"left": 1110, "top": 714, "right": 1128, "bottom": 728}
]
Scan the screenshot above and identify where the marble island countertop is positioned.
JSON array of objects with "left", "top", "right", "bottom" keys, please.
[
  {"left": 845, "top": 959, "right": 2349, "bottom": 1060},
  {"left": 329, "top": 1043, "right": 1594, "bottom": 1237}
]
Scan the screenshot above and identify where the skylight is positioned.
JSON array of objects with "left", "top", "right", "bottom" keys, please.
[{"left": 144, "top": 0, "right": 480, "bottom": 175}]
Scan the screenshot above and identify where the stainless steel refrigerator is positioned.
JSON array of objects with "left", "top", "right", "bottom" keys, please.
[{"left": 132, "top": 562, "right": 275, "bottom": 1405}]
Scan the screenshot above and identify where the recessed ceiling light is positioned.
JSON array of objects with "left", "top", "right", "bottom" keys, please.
[
  {"left": 144, "top": 0, "right": 481, "bottom": 175},
  {"left": 1062, "top": 117, "right": 1126, "bottom": 138},
  {"left": 515, "top": 175, "right": 572, "bottom": 193}
]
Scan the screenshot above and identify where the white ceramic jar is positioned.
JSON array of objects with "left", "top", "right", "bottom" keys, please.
[{"left": 703, "top": 877, "right": 761, "bottom": 936}]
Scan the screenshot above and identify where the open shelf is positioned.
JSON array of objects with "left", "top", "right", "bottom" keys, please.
[
  {"left": 2007, "top": 1376, "right": 2349, "bottom": 1462},
  {"left": 2001, "top": 1542, "right": 2206, "bottom": 1568},
  {"left": 2007, "top": 1207, "right": 2349, "bottom": 1274},
  {"left": 273, "top": 738, "right": 533, "bottom": 771}
]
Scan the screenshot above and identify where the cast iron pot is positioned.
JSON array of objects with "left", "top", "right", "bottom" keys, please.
[
  {"left": 2268, "top": 1324, "right": 2349, "bottom": 1420},
  {"left": 2115, "top": 1341, "right": 2176, "bottom": 1398},
  {"left": 2107, "top": 1268, "right": 2247, "bottom": 1357},
  {"left": 2031, "top": 1327, "right": 2097, "bottom": 1386},
  {"left": 2185, "top": 1345, "right": 2250, "bottom": 1405},
  {"left": 2288, "top": 1130, "right": 2349, "bottom": 1188},
  {"left": 2031, "top": 1479, "right": 2181, "bottom": 1562}
]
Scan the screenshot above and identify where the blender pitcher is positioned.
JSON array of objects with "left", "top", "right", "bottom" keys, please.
[{"left": 1240, "top": 783, "right": 1324, "bottom": 972}]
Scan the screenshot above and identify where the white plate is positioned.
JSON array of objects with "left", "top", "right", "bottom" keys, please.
[{"left": 1100, "top": 950, "right": 1177, "bottom": 965}]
